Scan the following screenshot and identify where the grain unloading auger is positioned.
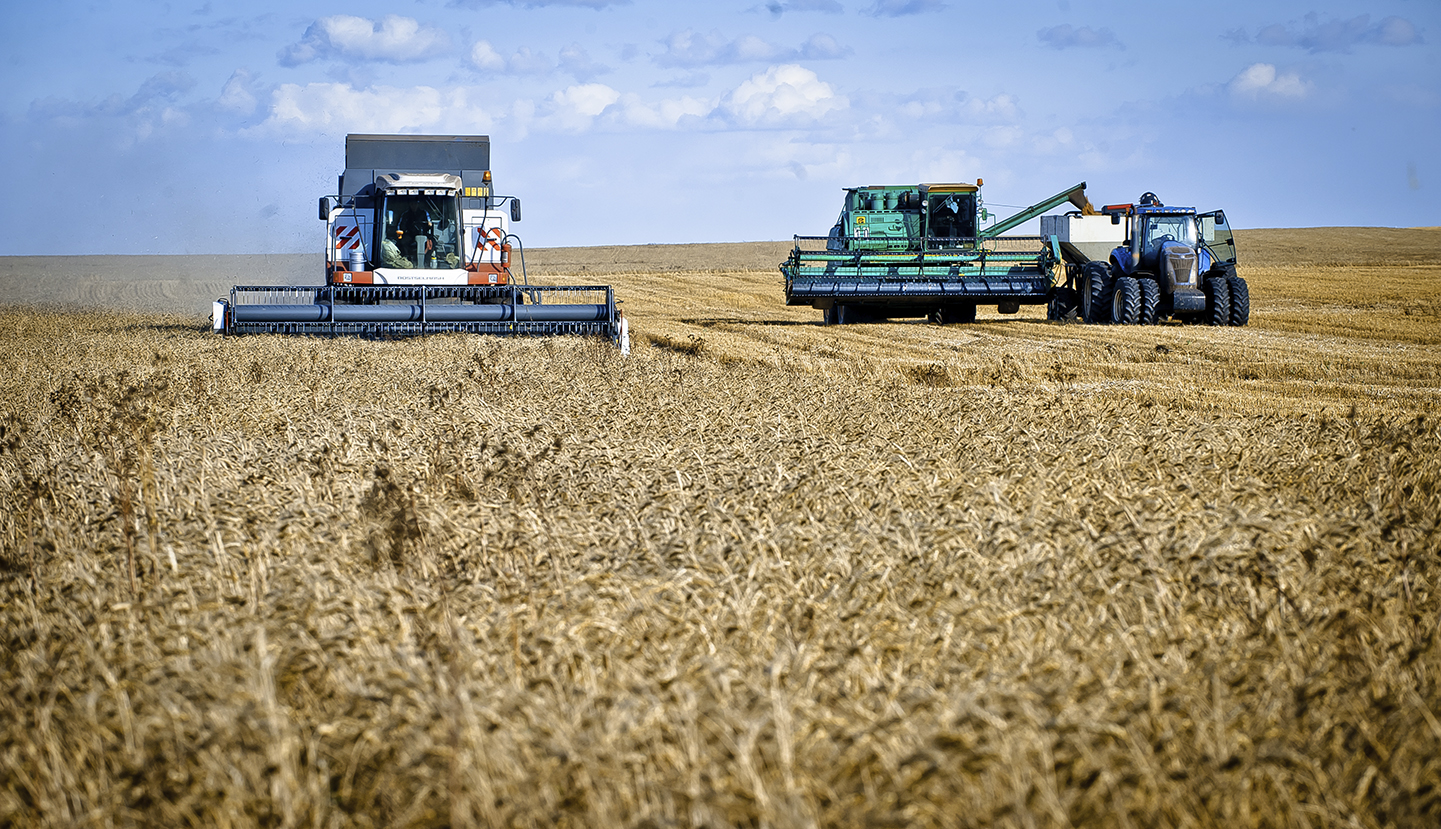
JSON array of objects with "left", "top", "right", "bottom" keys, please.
[
  {"left": 781, "top": 181, "right": 1093, "bottom": 324},
  {"left": 214, "top": 134, "right": 627, "bottom": 346}
]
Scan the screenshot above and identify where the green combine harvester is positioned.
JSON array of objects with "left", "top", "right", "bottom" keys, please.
[{"left": 781, "top": 181, "right": 1095, "bottom": 324}]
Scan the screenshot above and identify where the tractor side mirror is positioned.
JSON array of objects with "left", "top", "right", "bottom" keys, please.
[
  {"left": 510, "top": 199, "right": 522, "bottom": 222},
  {"left": 1110, "top": 213, "right": 1120, "bottom": 225},
  {"left": 319, "top": 196, "right": 333, "bottom": 221}
]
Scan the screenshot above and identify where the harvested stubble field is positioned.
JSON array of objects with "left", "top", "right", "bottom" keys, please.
[{"left": 2, "top": 227, "right": 1440, "bottom": 828}]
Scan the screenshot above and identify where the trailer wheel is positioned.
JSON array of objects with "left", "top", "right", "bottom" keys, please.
[
  {"left": 1227, "top": 275, "right": 1250, "bottom": 326},
  {"left": 1112, "top": 276, "right": 1141, "bottom": 325},
  {"left": 1138, "top": 278, "right": 1160, "bottom": 325},
  {"left": 1047, "top": 287, "right": 1080, "bottom": 321},
  {"left": 1204, "top": 276, "right": 1231, "bottom": 327},
  {"left": 1081, "top": 262, "right": 1114, "bottom": 324}
]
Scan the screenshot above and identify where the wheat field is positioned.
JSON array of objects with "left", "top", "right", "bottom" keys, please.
[{"left": 2, "top": 228, "right": 1439, "bottom": 827}]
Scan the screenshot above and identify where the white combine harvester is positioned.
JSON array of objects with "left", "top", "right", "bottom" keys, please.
[{"left": 214, "top": 134, "right": 626, "bottom": 346}]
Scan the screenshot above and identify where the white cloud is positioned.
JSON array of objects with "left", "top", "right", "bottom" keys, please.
[
  {"left": 1228, "top": 63, "right": 1311, "bottom": 100},
  {"left": 469, "top": 41, "right": 506, "bottom": 71},
  {"left": 469, "top": 41, "right": 555, "bottom": 75},
  {"left": 532, "top": 84, "right": 622, "bottom": 132},
  {"left": 257, "top": 83, "right": 493, "bottom": 134},
  {"left": 760, "top": 0, "right": 843, "bottom": 15},
  {"left": 218, "top": 70, "right": 257, "bottom": 115},
  {"left": 1037, "top": 24, "right": 1123, "bottom": 50},
  {"left": 719, "top": 64, "right": 846, "bottom": 125},
  {"left": 898, "top": 89, "right": 1022, "bottom": 124},
  {"left": 655, "top": 71, "right": 711, "bottom": 89},
  {"left": 1245, "top": 13, "right": 1423, "bottom": 53},
  {"left": 558, "top": 43, "right": 612, "bottom": 81},
  {"left": 656, "top": 30, "right": 849, "bottom": 67},
  {"left": 608, "top": 93, "right": 713, "bottom": 129},
  {"left": 798, "top": 33, "right": 849, "bottom": 59},
  {"left": 449, "top": 0, "right": 630, "bottom": 8},
  {"left": 865, "top": 0, "right": 946, "bottom": 17},
  {"left": 279, "top": 16, "right": 451, "bottom": 66}
]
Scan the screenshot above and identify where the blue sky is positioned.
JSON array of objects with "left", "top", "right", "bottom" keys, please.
[{"left": 2, "top": 0, "right": 1436, "bottom": 254}]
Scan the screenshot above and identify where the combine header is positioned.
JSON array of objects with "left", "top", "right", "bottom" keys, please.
[
  {"left": 214, "top": 134, "right": 624, "bottom": 343},
  {"left": 780, "top": 181, "right": 1093, "bottom": 324}
]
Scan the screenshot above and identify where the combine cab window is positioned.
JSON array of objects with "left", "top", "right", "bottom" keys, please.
[
  {"left": 380, "top": 195, "right": 462, "bottom": 269},
  {"left": 927, "top": 192, "right": 976, "bottom": 246}
]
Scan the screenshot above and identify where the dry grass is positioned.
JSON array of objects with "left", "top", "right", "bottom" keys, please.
[{"left": 1, "top": 227, "right": 1439, "bottom": 828}]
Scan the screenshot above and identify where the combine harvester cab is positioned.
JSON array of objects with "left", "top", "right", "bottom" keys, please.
[
  {"left": 214, "top": 134, "right": 625, "bottom": 344},
  {"left": 781, "top": 181, "right": 1094, "bottom": 324},
  {"left": 1041, "top": 192, "right": 1247, "bottom": 326}
]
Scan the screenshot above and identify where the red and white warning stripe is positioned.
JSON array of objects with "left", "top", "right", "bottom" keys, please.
[
  {"left": 333, "top": 225, "right": 361, "bottom": 250},
  {"left": 475, "top": 226, "right": 505, "bottom": 251}
]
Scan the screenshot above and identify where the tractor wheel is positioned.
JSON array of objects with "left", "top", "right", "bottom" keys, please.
[
  {"left": 938, "top": 303, "right": 977, "bottom": 325},
  {"left": 1111, "top": 276, "right": 1141, "bottom": 325},
  {"left": 1047, "top": 287, "right": 1080, "bottom": 321},
  {"left": 822, "top": 305, "right": 839, "bottom": 326},
  {"left": 1081, "top": 262, "right": 1114, "bottom": 324},
  {"left": 1204, "top": 276, "right": 1231, "bottom": 327},
  {"left": 1138, "top": 278, "right": 1160, "bottom": 325},
  {"left": 1227, "top": 275, "right": 1250, "bottom": 326}
]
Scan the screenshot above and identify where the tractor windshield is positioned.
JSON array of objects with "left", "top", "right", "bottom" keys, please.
[
  {"left": 379, "top": 194, "right": 462, "bottom": 269},
  {"left": 1139, "top": 214, "right": 1196, "bottom": 257}
]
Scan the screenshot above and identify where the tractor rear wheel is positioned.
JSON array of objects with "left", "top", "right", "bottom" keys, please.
[
  {"left": 1112, "top": 276, "right": 1140, "bottom": 324},
  {"left": 1227, "top": 275, "right": 1250, "bottom": 326},
  {"left": 1138, "top": 278, "right": 1160, "bottom": 325},
  {"left": 1204, "top": 277, "right": 1231, "bottom": 326},
  {"left": 1081, "top": 262, "right": 1114, "bottom": 324},
  {"left": 1047, "top": 287, "right": 1080, "bottom": 321}
]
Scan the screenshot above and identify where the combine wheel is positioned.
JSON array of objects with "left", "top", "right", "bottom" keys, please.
[
  {"left": 822, "top": 305, "right": 839, "bottom": 326},
  {"left": 1081, "top": 262, "right": 1114, "bottom": 324},
  {"left": 1138, "top": 278, "right": 1160, "bottom": 325},
  {"left": 938, "top": 303, "right": 977, "bottom": 325},
  {"left": 1204, "top": 276, "right": 1231, "bottom": 327},
  {"left": 1227, "top": 275, "right": 1250, "bottom": 326},
  {"left": 836, "top": 304, "right": 867, "bottom": 325},
  {"left": 1047, "top": 287, "right": 1080, "bottom": 322},
  {"left": 1111, "top": 277, "right": 1140, "bottom": 325}
]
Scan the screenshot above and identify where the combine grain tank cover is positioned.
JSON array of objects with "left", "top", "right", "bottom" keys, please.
[
  {"left": 346, "top": 134, "right": 490, "bottom": 172},
  {"left": 375, "top": 173, "right": 462, "bottom": 193}
]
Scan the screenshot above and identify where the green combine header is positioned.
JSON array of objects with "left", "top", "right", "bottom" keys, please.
[{"left": 781, "top": 181, "right": 1094, "bottom": 324}]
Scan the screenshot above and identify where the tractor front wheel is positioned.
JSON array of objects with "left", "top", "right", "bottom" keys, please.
[
  {"left": 1205, "top": 276, "right": 1231, "bottom": 327},
  {"left": 1112, "top": 276, "right": 1141, "bottom": 325},
  {"left": 1138, "top": 278, "right": 1160, "bottom": 325},
  {"left": 1227, "top": 275, "right": 1250, "bottom": 326}
]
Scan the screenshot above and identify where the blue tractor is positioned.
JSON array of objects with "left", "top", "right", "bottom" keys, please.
[{"left": 1078, "top": 193, "right": 1247, "bottom": 326}]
